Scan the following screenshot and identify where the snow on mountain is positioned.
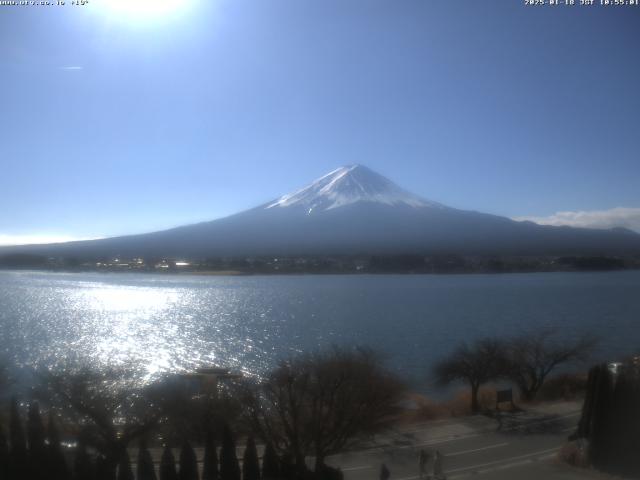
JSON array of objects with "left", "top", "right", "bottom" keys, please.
[{"left": 266, "top": 164, "right": 442, "bottom": 214}]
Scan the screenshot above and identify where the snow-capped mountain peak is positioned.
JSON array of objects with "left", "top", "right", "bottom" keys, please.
[{"left": 266, "top": 164, "right": 442, "bottom": 213}]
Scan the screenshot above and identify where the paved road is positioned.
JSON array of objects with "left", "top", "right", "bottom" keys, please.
[
  {"left": 326, "top": 402, "right": 600, "bottom": 480},
  {"left": 136, "top": 401, "right": 603, "bottom": 480}
]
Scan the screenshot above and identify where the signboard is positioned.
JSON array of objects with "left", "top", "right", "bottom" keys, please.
[{"left": 496, "top": 388, "right": 514, "bottom": 409}]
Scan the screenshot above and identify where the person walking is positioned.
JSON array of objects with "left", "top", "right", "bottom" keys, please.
[
  {"left": 380, "top": 463, "right": 391, "bottom": 480},
  {"left": 419, "top": 449, "right": 429, "bottom": 479},
  {"left": 433, "top": 450, "right": 445, "bottom": 480}
]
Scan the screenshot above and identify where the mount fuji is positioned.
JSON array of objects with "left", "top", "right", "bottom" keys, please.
[{"left": 3, "top": 165, "right": 640, "bottom": 259}]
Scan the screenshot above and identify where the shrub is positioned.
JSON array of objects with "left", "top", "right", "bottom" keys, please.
[
  {"left": 160, "top": 446, "right": 179, "bottom": 480},
  {"left": 261, "top": 443, "right": 279, "bottom": 480},
  {"left": 202, "top": 432, "right": 218, "bottom": 480},
  {"left": 537, "top": 373, "right": 588, "bottom": 402},
  {"left": 179, "top": 440, "right": 199, "bottom": 480},
  {"left": 117, "top": 450, "right": 135, "bottom": 480},
  {"left": 220, "top": 425, "right": 240, "bottom": 480},
  {"left": 137, "top": 441, "right": 157, "bottom": 480},
  {"left": 242, "top": 437, "right": 260, "bottom": 480}
]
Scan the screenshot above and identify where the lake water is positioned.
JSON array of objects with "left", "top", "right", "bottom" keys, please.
[{"left": 1, "top": 270, "right": 639, "bottom": 390}]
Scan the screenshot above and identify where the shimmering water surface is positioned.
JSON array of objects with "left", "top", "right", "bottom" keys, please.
[{"left": 1, "top": 270, "right": 639, "bottom": 387}]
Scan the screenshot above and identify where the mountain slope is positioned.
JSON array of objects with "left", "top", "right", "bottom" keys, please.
[{"left": 3, "top": 165, "right": 640, "bottom": 259}]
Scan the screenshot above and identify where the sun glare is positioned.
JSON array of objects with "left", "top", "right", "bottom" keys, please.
[{"left": 102, "top": 0, "right": 191, "bottom": 21}]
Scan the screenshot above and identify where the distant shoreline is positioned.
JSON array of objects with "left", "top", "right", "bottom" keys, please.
[
  {"left": 2, "top": 251, "right": 639, "bottom": 276},
  {"left": 1, "top": 264, "right": 639, "bottom": 277}
]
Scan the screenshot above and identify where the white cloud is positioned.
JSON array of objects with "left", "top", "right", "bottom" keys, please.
[
  {"left": 514, "top": 207, "right": 640, "bottom": 233},
  {"left": 59, "top": 66, "right": 83, "bottom": 70},
  {"left": 0, "top": 234, "right": 101, "bottom": 247}
]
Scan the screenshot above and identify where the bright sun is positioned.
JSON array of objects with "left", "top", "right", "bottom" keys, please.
[{"left": 103, "top": 0, "right": 190, "bottom": 20}]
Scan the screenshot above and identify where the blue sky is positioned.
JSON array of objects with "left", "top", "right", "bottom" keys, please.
[{"left": 1, "top": 0, "right": 639, "bottom": 244}]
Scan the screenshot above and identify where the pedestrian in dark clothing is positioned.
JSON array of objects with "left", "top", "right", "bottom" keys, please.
[
  {"left": 380, "top": 463, "right": 390, "bottom": 480},
  {"left": 419, "top": 449, "right": 429, "bottom": 479},
  {"left": 433, "top": 450, "right": 445, "bottom": 480}
]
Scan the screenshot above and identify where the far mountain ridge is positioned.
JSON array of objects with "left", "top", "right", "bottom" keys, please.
[{"left": 2, "top": 165, "right": 639, "bottom": 259}]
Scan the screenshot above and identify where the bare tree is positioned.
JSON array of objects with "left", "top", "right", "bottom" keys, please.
[
  {"left": 242, "top": 361, "right": 310, "bottom": 472},
  {"left": 306, "top": 348, "right": 405, "bottom": 468},
  {"left": 38, "top": 368, "right": 160, "bottom": 480},
  {"left": 144, "top": 374, "right": 242, "bottom": 445},
  {"left": 143, "top": 375, "right": 208, "bottom": 443},
  {"left": 433, "top": 338, "right": 507, "bottom": 413},
  {"left": 504, "top": 329, "right": 596, "bottom": 401},
  {"left": 243, "top": 347, "right": 406, "bottom": 474}
]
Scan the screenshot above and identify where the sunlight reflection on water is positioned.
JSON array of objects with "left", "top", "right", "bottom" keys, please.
[
  {"left": 0, "top": 272, "right": 281, "bottom": 382},
  {"left": 1, "top": 270, "right": 639, "bottom": 389},
  {"left": 72, "top": 284, "right": 182, "bottom": 378}
]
